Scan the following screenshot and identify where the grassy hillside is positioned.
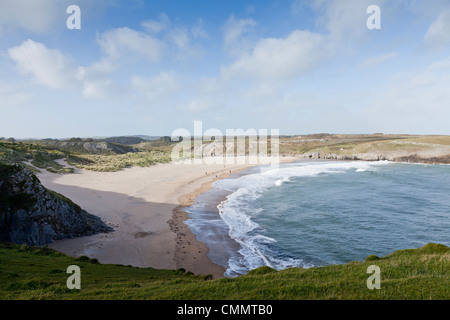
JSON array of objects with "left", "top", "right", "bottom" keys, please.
[
  {"left": 0, "top": 138, "right": 173, "bottom": 173},
  {"left": 66, "top": 151, "right": 172, "bottom": 172},
  {"left": 0, "top": 243, "right": 448, "bottom": 300},
  {"left": 1, "top": 135, "right": 449, "bottom": 173},
  {"left": 279, "top": 134, "right": 450, "bottom": 156},
  {"left": 0, "top": 141, "right": 72, "bottom": 174}
]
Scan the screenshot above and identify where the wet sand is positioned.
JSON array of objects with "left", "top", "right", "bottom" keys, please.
[{"left": 168, "top": 166, "right": 253, "bottom": 278}]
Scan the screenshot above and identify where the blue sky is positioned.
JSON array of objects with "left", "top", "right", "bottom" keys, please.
[{"left": 1, "top": 0, "right": 450, "bottom": 139}]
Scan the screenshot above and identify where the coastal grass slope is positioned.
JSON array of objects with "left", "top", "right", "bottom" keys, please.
[
  {"left": 0, "top": 139, "right": 172, "bottom": 173},
  {"left": 1, "top": 134, "right": 450, "bottom": 174},
  {"left": 280, "top": 134, "right": 450, "bottom": 163},
  {"left": 0, "top": 243, "right": 448, "bottom": 300}
]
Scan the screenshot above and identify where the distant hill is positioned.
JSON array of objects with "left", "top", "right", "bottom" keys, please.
[
  {"left": 101, "top": 136, "right": 146, "bottom": 145},
  {"left": 130, "top": 135, "right": 161, "bottom": 141},
  {"left": 38, "top": 140, "right": 138, "bottom": 155},
  {"left": 90, "top": 136, "right": 162, "bottom": 144}
]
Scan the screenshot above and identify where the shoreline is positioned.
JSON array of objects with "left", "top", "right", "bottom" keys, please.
[
  {"left": 177, "top": 158, "right": 450, "bottom": 278},
  {"left": 34, "top": 157, "right": 447, "bottom": 279},
  {"left": 169, "top": 157, "right": 302, "bottom": 278},
  {"left": 35, "top": 157, "right": 290, "bottom": 277},
  {"left": 168, "top": 166, "right": 252, "bottom": 279}
]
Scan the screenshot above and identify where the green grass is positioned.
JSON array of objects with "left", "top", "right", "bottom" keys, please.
[
  {"left": 277, "top": 134, "right": 395, "bottom": 156},
  {"left": 66, "top": 151, "right": 172, "bottom": 172},
  {"left": 30, "top": 151, "right": 73, "bottom": 174},
  {"left": 278, "top": 134, "right": 450, "bottom": 158},
  {"left": 0, "top": 141, "right": 172, "bottom": 173},
  {"left": 0, "top": 243, "right": 448, "bottom": 300},
  {"left": 0, "top": 142, "right": 71, "bottom": 174},
  {"left": 46, "top": 189, "right": 82, "bottom": 213},
  {"left": 401, "top": 136, "right": 450, "bottom": 145}
]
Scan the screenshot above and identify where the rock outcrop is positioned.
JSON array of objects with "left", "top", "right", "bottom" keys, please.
[{"left": 0, "top": 164, "right": 112, "bottom": 245}]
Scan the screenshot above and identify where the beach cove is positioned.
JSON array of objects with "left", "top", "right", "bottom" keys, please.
[
  {"left": 36, "top": 157, "right": 450, "bottom": 279},
  {"left": 37, "top": 157, "right": 298, "bottom": 278}
]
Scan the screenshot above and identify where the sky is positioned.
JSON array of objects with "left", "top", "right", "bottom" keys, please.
[{"left": 0, "top": 0, "right": 450, "bottom": 139}]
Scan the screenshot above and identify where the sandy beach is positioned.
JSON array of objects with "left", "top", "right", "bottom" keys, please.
[{"left": 37, "top": 157, "right": 297, "bottom": 278}]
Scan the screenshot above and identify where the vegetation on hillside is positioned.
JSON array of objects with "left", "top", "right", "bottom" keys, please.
[
  {"left": 66, "top": 151, "right": 172, "bottom": 172},
  {"left": 0, "top": 243, "right": 448, "bottom": 300},
  {"left": 1, "top": 134, "right": 449, "bottom": 174},
  {"left": 279, "top": 134, "right": 450, "bottom": 161},
  {"left": 0, "top": 136, "right": 176, "bottom": 173},
  {"left": 0, "top": 141, "right": 71, "bottom": 174}
]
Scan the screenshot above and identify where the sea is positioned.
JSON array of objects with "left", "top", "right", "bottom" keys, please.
[{"left": 184, "top": 160, "right": 450, "bottom": 277}]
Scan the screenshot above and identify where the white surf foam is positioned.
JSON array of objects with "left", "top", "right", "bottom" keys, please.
[{"left": 216, "top": 160, "right": 390, "bottom": 276}]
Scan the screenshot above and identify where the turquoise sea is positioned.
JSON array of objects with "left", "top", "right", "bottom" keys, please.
[{"left": 185, "top": 161, "right": 450, "bottom": 277}]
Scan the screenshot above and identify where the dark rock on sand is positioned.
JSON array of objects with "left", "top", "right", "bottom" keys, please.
[{"left": 0, "top": 164, "right": 112, "bottom": 246}]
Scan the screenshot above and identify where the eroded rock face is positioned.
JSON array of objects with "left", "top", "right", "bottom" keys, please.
[{"left": 0, "top": 164, "right": 112, "bottom": 245}]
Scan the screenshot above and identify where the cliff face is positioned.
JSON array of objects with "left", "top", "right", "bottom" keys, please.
[{"left": 0, "top": 164, "right": 112, "bottom": 245}]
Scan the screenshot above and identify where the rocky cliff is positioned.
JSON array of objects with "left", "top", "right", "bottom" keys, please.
[{"left": 0, "top": 164, "right": 112, "bottom": 245}]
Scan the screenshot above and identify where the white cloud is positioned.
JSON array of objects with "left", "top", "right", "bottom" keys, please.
[
  {"left": 184, "top": 98, "right": 211, "bottom": 112},
  {"left": 364, "top": 60, "right": 450, "bottom": 133},
  {"left": 141, "top": 13, "right": 170, "bottom": 34},
  {"left": 168, "top": 28, "right": 190, "bottom": 49},
  {"left": 0, "top": 0, "right": 115, "bottom": 34},
  {"left": 96, "top": 21, "right": 207, "bottom": 66},
  {"left": 191, "top": 19, "right": 209, "bottom": 39},
  {"left": 5, "top": 19, "right": 204, "bottom": 100},
  {"left": 424, "top": 10, "right": 450, "bottom": 50},
  {"left": 75, "top": 64, "right": 120, "bottom": 101},
  {"left": 311, "top": 0, "right": 387, "bottom": 40},
  {"left": 176, "top": 77, "right": 230, "bottom": 113},
  {"left": 222, "top": 15, "right": 257, "bottom": 55},
  {"left": 290, "top": 0, "right": 303, "bottom": 15},
  {"left": 360, "top": 52, "right": 398, "bottom": 69},
  {"left": 130, "top": 72, "right": 179, "bottom": 104},
  {"left": 97, "top": 27, "right": 165, "bottom": 66},
  {"left": 429, "top": 56, "right": 450, "bottom": 70},
  {"left": 408, "top": 0, "right": 450, "bottom": 19},
  {"left": 142, "top": 14, "right": 208, "bottom": 55},
  {"left": 8, "top": 39, "right": 78, "bottom": 89},
  {"left": 0, "top": 0, "right": 61, "bottom": 33},
  {"left": 221, "top": 30, "right": 327, "bottom": 82},
  {"left": 166, "top": 27, "right": 205, "bottom": 60},
  {"left": 82, "top": 79, "right": 114, "bottom": 100},
  {"left": 7, "top": 38, "right": 129, "bottom": 98}
]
